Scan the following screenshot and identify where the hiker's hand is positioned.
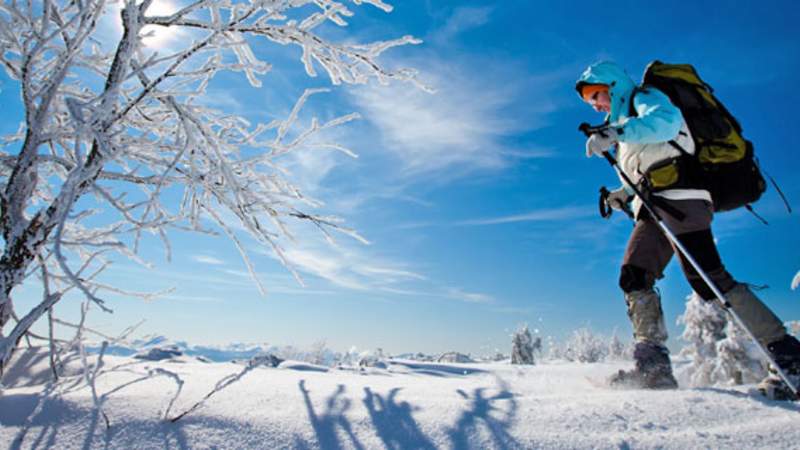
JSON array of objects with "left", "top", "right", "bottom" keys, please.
[
  {"left": 606, "top": 187, "right": 632, "bottom": 211},
  {"left": 585, "top": 128, "right": 618, "bottom": 158}
]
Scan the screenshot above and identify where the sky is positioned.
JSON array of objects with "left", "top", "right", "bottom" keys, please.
[{"left": 3, "top": 0, "right": 800, "bottom": 356}]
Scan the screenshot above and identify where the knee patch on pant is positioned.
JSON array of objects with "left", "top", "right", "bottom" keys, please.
[{"left": 619, "top": 264, "right": 654, "bottom": 293}]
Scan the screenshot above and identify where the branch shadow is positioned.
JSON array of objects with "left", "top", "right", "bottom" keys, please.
[
  {"left": 3, "top": 392, "right": 82, "bottom": 450},
  {"left": 447, "top": 378, "right": 522, "bottom": 450},
  {"left": 298, "top": 379, "right": 365, "bottom": 450},
  {"left": 362, "top": 387, "right": 436, "bottom": 450}
]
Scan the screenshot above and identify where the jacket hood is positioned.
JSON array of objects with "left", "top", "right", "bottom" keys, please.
[{"left": 576, "top": 61, "right": 637, "bottom": 122}]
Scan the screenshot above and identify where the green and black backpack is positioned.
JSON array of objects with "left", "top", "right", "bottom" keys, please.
[{"left": 631, "top": 61, "right": 771, "bottom": 213}]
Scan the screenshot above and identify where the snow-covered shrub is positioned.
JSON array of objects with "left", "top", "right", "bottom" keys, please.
[
  {"left": 677, "top": 292, "right": 766, "bottom": 387},
  {"left": 562, "top": 327, "right": 608, "bottom": 363},
  {"left": 541, "top": 328, "right": 632, "bottom": 363},
  {"left": 309, "top": 340, "right": 331, "bottom": 366},
  {"left": 511, "top": 325, "right": 535, "bottom": 365},
  {"left": 544, "top": 336, "right": 563, "bottom": 361},
  {"left": 438, "top": 352, "right": 474, "bottom": 363},
  {"left": 713, "top": 321, "right": 767, "bottom": 385},
  {"left": 489, "top": 352, "right": 508, "bottom": 362},
  {"left": 786, "top": 321, "right": 800, "bottom": 338},
  {"left": 358, "top": 348, "right": 388, "bottom": 368},
  {"left": 606, "top": 330, "right": 633, "bottom": 361}
]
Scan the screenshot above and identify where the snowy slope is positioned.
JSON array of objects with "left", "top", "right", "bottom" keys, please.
[{"left": 2, "top": 347, "right": 799, "bottom": 449}]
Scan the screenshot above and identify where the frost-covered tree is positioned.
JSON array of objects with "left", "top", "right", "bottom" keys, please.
[
  {"left": 511, "top": 325, "right": 534, "bottom": 365},
  {"left": 677, "top": 292, "right": 727, "bottom": 386},
  {"left": 677, "top": 292, "right": 766, "bottom": 387},
  {"left": 713, "top": 320, "right": 767, "bottom": 385},
  {"left": 0, "top": 0, "right": 422, "bottom": 378}
]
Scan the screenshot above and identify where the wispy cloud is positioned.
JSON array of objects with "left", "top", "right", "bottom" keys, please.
[
  {"left": 347, "top": 61, "right": 535, "bottom": 178},
  {"left": 456, "top": 206, "right": 593, "bottom": 226},
  {"left": 247, "top": 229, "right": 496, "bottom": 305},
  {"left": 192, "top": 254, "right": 225, "bottom": 265},
  {"left": 430, "top": 6, "right": 493, "bottom": 44},
  {"left": 445, "top": 287, "right": 494, "bottom": 304}
]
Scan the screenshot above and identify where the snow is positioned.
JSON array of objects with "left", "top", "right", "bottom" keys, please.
[{"left": 2, "top": 347, "right": 800, "bottom": 449}]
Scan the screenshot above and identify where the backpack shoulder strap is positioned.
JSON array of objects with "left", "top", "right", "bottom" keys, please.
[
  {"left": 628, "top": 85, "right": 691, "bottom": 156},
  {"left": 628, "top": 86, "right": 643, "bottom": 117}
]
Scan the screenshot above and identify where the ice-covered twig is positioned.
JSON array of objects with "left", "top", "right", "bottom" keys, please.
[
  {"left": 149, "top": 367, "right": 184, "bottom": 420},
  {"left": 81, "top": 340, "right": 110, "bottom": 429},
  {"left": 169, "top": 355, "right": 273, "bottom": 422}
]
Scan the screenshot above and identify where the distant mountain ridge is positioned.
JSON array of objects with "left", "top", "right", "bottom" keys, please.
[{"left": 87, "top": 334, "right": 280, "bottom": 362}]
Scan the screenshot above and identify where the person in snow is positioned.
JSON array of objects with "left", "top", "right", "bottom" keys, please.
[{"left": 576, "top": 61, "right": 800, "bottom": 398}]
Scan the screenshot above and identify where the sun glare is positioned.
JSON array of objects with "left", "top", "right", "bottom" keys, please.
[
  {"left": 114, "top": 1, "right": 182, "bottom": 49},
  {"left": 141, "top": 0, "right": 182, "bottom": 48}
]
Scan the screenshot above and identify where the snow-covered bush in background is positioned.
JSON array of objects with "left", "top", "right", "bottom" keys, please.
[
  {"left": 677, "top": 292, "right": 766, "bottom": 387},
  {"left": 787, "top": 321, "right": 800, "bottom": 338},
  {"left": 309, "top": 340, "right": 332, "bottom": 366},
  {"left": 562, "top": 327, "right": 608, "bottom": 363},
  {"left": 541, "top": 328, "right": 632, "bottom": 363},
  {"left": 357, "top": 348, "right": 388, "bottom": 368},
  {"left": 438, "top": 352, "right": 474, "bottom": 363},
  {"left": 677, "top": 293, "right": 726, "bottom": 386},
  {"left": 713, "top": 321, "right": 767, "bottom": 385},
  {"left": 511, "top": 325, "right": 535, "bottom": 365},
  {"left": 606, "top": 329, "right": 633, "bottom": 361},
  {"left": 545, "top": 335, "right": 563, "bottom": 361}
]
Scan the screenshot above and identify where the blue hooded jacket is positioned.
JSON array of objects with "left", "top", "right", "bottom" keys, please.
[{"left": 576, "top": 61, "right": 683, "bottom": 144}]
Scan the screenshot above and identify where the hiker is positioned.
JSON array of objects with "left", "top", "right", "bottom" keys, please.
[{"left": 576, "top": 61, "right": 800, "bottom": 399}]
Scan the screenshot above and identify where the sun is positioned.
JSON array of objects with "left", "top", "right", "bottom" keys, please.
[
  {"left": 113, "top": 1, "right": 182, "bottom": 49},
  {"left": 140, "top": 0, "right": 182, "bottom": 48}
]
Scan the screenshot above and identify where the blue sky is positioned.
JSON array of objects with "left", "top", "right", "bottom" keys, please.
[{"left": 4, "top": 0, "right": 800, "bottom": 356}]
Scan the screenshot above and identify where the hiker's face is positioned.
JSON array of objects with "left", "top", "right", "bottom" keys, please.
[{"left": 588, "top": 90, "right": 611, "bottom": 113}]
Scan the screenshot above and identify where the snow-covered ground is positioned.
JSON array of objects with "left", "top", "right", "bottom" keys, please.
[{"left": 2, "top": 347, "right": 799, "bottom": 449}]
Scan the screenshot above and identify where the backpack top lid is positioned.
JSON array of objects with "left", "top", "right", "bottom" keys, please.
[{"left": 636, "top": 61, "right": 747, "bottom": 164}]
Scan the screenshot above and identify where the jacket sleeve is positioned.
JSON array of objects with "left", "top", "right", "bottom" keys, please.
[{"left": 615, "top": 88, "right": 682, "bottom": 144}]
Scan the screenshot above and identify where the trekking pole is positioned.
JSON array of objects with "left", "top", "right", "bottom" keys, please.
[{"left": 579, "top": 122, "right": 799, "bottom": 398}]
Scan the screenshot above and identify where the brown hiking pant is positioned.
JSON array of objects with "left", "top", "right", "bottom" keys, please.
[
  {"left": 622, "top": 199, "right": 735, "bottom": 295},
  {"left": 620, "top": 198, "right": 785, "bottom": 346}
]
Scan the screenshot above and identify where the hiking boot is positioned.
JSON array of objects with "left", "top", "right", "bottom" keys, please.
[
  {"left": 609, "top": 342, "right": 678, "bottom": 390},
  {"left": 758, "top": 334, "right": 800, "bottom": 401}
]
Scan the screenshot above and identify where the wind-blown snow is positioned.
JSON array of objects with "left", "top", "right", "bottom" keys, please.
[{"left": 2, "top": 347, "right": 799, "bottom": 449}]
